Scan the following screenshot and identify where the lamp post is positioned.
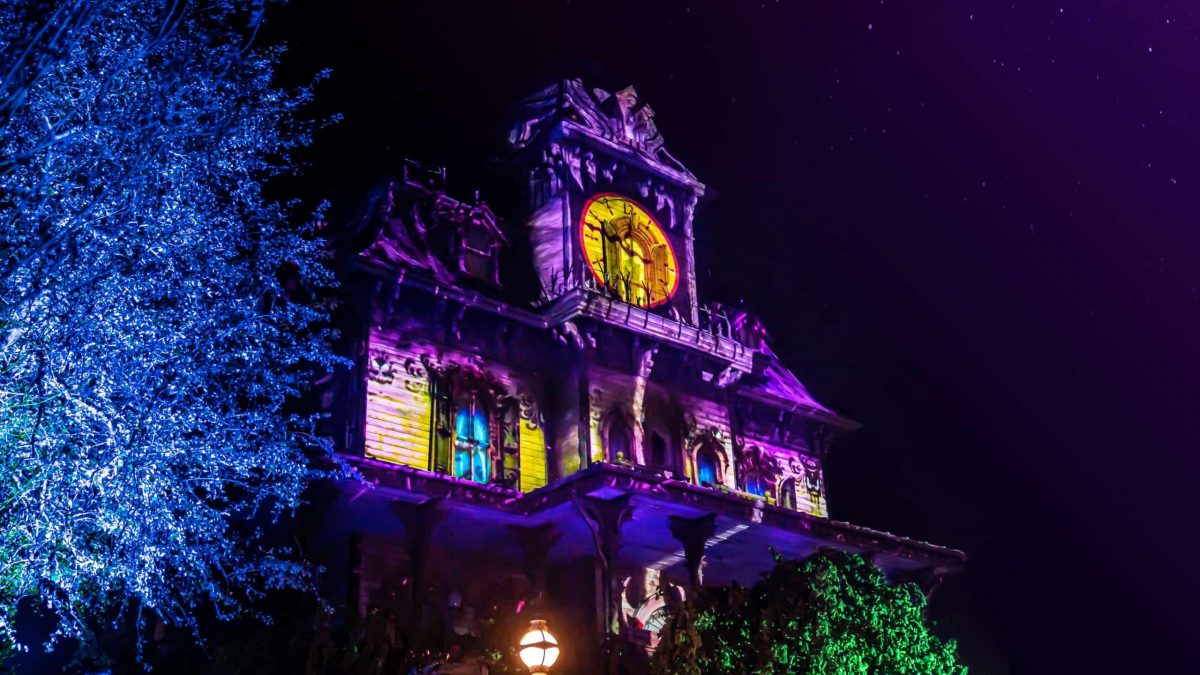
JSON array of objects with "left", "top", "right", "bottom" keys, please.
[{"left": 518, "top": 619, "right": 560, "bottom": 673}]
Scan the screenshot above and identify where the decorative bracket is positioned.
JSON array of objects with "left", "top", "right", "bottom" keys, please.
[
  {"left": 508, "top": 522, "right": 560, "bottom": 602},
  {"left": 574, "top": 492, "right": 633, "bottom": 636},
  {"left": 667, "top": 513, "right": 717, "bottom": 590},
  {"left": 715, "top": 364, "right": 743, "bottom": 389}
]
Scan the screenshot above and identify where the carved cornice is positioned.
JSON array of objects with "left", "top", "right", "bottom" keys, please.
[{"left": 508, "top": 79, "right": 703, "bottom": 191}]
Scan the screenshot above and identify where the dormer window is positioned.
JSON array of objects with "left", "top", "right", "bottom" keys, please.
[
  {"left": 460, "top": 222, "right": 498, "bottom": 282},
  {"left": 428, "top": 191, "right": 503, "bottom": 286}
]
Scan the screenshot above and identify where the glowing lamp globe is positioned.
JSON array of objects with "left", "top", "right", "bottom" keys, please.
[{"left": 518, "top": 619, "right": 560, "bottom": 673}]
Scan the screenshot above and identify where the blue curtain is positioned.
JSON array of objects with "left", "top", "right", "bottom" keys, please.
[
  {"left": 455, "top": 409, "right": 471, "bottom": 441},
  {"left": 454, "top": 407, "right": 490, "bottom": 484},
  {"left": 697, "top": 448, "right": 718, "bottom": 486},
  {"left": 473, "top": 410, "right": 488, "bottom": 446},
  {"left": 746, "top": 477, "right": 764, "bottom": 496}
]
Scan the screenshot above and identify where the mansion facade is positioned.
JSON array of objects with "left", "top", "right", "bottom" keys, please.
[{"left": 307, "top": 79, "right": 965, "bottom": 673}]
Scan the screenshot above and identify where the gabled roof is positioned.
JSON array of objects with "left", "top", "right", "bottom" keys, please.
[
  {"left": 736, "top": 344, "right": 861, "bottom": 432},
  {"left": 750, "top": 343, "right": 834, "bottom": 414},
  {"left": 508, "top": 78, "right": 697, "bottom": 182},
  {"left": 338, "top": 164, "right": 502, "bottom": 286}
]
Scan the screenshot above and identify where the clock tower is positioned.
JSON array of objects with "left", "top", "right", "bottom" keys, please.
[{"left": 508, "top": 80, "right": 704, "bottom": 324}]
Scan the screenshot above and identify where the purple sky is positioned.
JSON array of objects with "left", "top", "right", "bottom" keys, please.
[{"left": 275, "top": 1, "right": 1200, "bottom": 670}]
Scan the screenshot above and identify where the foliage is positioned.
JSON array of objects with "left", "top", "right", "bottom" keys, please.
[
  {"left": 196, "top": 599, "right": 477, "bottom": 675},
  {"left": 651, "top": 551, "right": 966, "bottom": 675},
  {"left": 207, "top": 603, "right": 437, "bottom": 675},
  {"left": 0, "top": 0, "right": 340, "bottom": 658}
]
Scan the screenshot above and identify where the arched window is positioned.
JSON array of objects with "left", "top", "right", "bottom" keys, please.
[
  {"left": 453, "top": 395, "right": 490, "bottom": 484},
  {"left": 605, "top": 413, "right": 633, "bottom": 463},
  {"left": 742, "top": 445, "right": 766, "bottom": 497},
  {"left": 695, "top": 443, "right": 720, "bottom": 487},
  {"left": 779, "top": 477, "right": 797, "bottom": 510},
  {"left": 649, "top": 432, "right": 668, "bottom": 468},
  {"left": 745, "top": 475, "right": 765, "bottom": 497}
]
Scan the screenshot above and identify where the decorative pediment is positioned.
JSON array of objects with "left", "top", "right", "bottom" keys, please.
[
  {"left": 348, "top": 161, "right": 503, "bottom": 285},
  {"left": 508, "top": 78, "right": 695, "bottom": 180},
  {"left": 432, "top": 192, "right": 505, "bottom": 245}
]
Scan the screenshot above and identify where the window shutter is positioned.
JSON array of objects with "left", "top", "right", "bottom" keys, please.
[
  {"left": 651, "top": 244, "right": 670, "bottom": 301},
  {"left": 500, "top": 401, "right": 521, "bottom": 489},
  {"left": 429, "top": 372, "right": 452, "bottom": 474}
]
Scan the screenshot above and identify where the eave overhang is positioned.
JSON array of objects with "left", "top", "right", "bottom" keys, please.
[
  {"left": 736, "top": 387, "right": 863, "bottom": 433},
  {"left": 342, "top": 458, "right": 966, "bottom": 578}
]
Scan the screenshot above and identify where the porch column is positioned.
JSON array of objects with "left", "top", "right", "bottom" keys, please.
[
  {"left": 668, "top": 513, "right": 717, "bottom": 590},
  {"left": 509, "top": 522, "right": 560, "bottom": 603},
  {"left": 393, "top": 497, "right": 444, "bottom": 646},
  {"left": 918, "top": 566, "right": 951, "bottom": 604},
  {"left": 575, "top": 492, "right": 633, "bottom": 637}
]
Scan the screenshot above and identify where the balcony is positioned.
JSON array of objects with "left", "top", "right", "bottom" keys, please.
[{"left": 541, "top": 286, "right": 755, "bottom": 373}]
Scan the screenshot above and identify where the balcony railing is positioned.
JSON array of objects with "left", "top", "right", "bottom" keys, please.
[{"left": 539, "top": 271, "right": 755, "bottom": 371}]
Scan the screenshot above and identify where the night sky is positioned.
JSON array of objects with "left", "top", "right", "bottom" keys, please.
[{"left": 272, "top": 1, "right": 1200, "bottom": 671}]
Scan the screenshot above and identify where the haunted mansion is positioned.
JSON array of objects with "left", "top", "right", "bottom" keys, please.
[{"left": 308, "top": 79, "right": 965, "bottom": 672}]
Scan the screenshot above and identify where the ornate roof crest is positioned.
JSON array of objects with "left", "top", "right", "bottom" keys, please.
[{"left": 508, "top": 78, "right": 695, "bottom": 180}]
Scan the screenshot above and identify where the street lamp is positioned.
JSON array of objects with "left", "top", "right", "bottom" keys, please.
[{"left": 518, "top": 619, "right": 560, "bottom": 673}]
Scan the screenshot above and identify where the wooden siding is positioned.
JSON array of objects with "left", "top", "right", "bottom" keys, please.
[
  {"left": 588, "top": 367, "right": 738, "bottom": 490},
  {"left": 586, "top": 365, "right": 827, "bottom": 517},
  {"left": 747, "top": 437, "right": 828, "bottom": 517},
  {"left": 364, "top": 332, "right": 549, "bottom": 490},
  {"left": 364, "top": 342, "right": 432, "bottom": 470},
  {"left": 677, "top": 391, "right": 737, "bottom": 489}
]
